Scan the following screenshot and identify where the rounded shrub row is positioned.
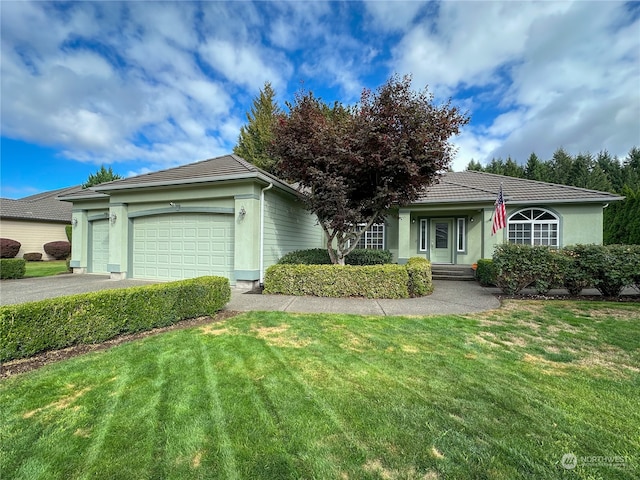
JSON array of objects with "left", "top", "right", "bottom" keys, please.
[
  {"left": 264, "top": 256, "right": 432, "bottom": 298},
  {"left": 0, "top": 276, "right": 231, "bottom": 362},
  {"left": 277, "top": 248, "right": 393, "bottom": 265},
  {"left": 488, "top": 243, "right": 640, "bottom": 296}
]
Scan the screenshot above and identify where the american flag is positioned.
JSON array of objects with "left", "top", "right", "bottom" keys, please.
[{"left": 491, "top": 184, "right": 506, "bottom": 236}]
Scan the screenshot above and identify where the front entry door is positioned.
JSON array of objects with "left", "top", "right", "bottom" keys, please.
[{"left": 430, "top": 219, "right": 453, "bottom": 263}]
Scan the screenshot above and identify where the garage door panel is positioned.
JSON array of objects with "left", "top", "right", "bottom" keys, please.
[
  {"left": 132, "top": 213, "right": 233, "bottom": 281},
  {"left": 90, "top": 220, "right": 109, "bottom": 274}
]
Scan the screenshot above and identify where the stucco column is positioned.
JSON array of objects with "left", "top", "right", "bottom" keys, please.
[
  {"left": 397, "top": 208, "right": 412, "bottom": 264},
  {"left": 107, "top": 203, "right": 129, "bottom": 280},
  {"left": 70, "top": 209, "right": 88, "bottom": 273},
  {"left": 233, "top": 195, "right": 260, "bottom": 285}
]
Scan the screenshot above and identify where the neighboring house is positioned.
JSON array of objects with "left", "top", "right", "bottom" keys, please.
[
  {"left": 60, "top": 155, "right": 623, "bottom": 287},
  {"left": 0, "top": 185, "right": 81, "bottom": 259}
]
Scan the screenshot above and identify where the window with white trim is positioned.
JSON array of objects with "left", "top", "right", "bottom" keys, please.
[
  {"left": 419, "top": 219, "right": 428, "bottom": 251},
  {"left": 508, "top": 208, "right": 559, "bottom": 247},
  {"left": 457, "top": 218, "right": 466, "bottom": 252},
  {"left": 353, "top": 223, "right": 385, "bottom": 249}
]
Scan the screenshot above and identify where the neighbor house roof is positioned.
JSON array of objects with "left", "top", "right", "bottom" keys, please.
[
  {"left": 0, "top": 185, "right": 82, "bottom": 222},
  {"left": 416, "top": 171, "right": 624, "bottom": 205},
  {"left": 84, "top": 154, "right": 295, "bottom": 194}
]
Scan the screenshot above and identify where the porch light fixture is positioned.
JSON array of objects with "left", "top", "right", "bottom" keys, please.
[
  {"left": 72, "top": 218, "right": 78, "bottom": 227},
  {"left": 169, "top": 202, "right": 181, "bottom": 210},
  {"left": 109, "top": 212, "right": 117, "bottom": 224},
  {"left": 239, "top": 206, "right": 246, "bottom": 218}
]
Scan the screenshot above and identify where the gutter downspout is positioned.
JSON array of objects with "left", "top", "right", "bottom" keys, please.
[{"left": 259, "top": 183, "right": 273, "bottom": 286}]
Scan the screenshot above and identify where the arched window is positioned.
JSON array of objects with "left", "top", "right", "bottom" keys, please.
[{"left": 508, "top": 208, "right": 559, "bottom": 247}]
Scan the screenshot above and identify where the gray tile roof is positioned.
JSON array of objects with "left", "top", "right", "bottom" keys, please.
[
  {"left": 56, "top": 155, "right": 623, "bottom": 206},
  {"left": 416, "top": 171, "right": 623, "bottom": 205},
  {"left": 1, "top": 185, "right": 82, "bottom": 222},
  {"left": 88, "top": 154, "right": 290, "bottom": 193}
]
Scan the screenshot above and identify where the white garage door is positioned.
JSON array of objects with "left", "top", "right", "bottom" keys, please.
[
  {"left": 90, "top": 219, "right": 109, "bottom": 273},
  {"left": 132, "top": 213, "right": 234, "bottom": 281}
]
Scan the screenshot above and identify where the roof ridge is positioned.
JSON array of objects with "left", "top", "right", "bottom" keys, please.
[
  {"left": 459, "top": 170, "right": 614, "bottom": 195},
  {"left": 92, "top": 154, "right": 246, "bottom": 189}
]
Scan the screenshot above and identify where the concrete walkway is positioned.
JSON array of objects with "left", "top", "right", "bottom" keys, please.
[
  {"left": 228, "top": 280, "right": 500, "bottom": 316},
  {"left": 0, "top": 274, "right": 500, "bottom": 315}
]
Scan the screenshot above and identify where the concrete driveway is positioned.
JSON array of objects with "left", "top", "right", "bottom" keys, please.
[
  {"left": 0, "top": 274, "right": 161, "bottom": 306},
  {"left": 0, "top": 274, "right": 501, "bottom": 316}
]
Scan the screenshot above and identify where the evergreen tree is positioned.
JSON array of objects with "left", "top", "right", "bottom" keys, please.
[
  {"left": 466, "top": 159, "right": 483, "bottom": 171},
  {"left": 596, "top": 150, "right": 624, "bottom": 193},
  {"left": 622, "top": 147, "right": 640, "bottom": 191},
  {"left": 585, "top": 163, "right": 613, "bottom": 192},
  {"left": 234, "top": 82, "right": 282, "bottom": 173},
  {"left": 82, "top": 165, "right": 122, "bottom": 188},
  {"left": 570, "top": 153, "right": 593, "bottom": 188},
  {"left": 503, "top": 156, "right": 525, "bottom": 178},
  {"left": 550, "top": 148, "right": 574, "bottom": 185},
  {"left": 524, "top": 152, "right": 549, "bottom": 181}
]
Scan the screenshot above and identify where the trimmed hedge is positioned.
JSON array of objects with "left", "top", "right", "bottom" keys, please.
[
  {"left": 43, "top": 241, "right": 71, "bottom": 260},
  {"left": 492, "top": 243, "right": 640, "bottom": 296},
  {"left": 277, "top": 248, "right": 393, "bottom": 266},
  {"left": 475, "top": 259, "right": 496, "bottom": 286},
  {"left": 343, "top": 249, "right": 393, "bottom": 266},
  {"left": 406, "top": 257, "right": 433, "bottom": 296},
  {"left": 0, "top": 259, "right": 26, "bottom": 280},
  {"left": 264, "top": 264, "right": 410, "bottom": 298},
  {"left": 0, "top": 238, "right": 21, "bottom": 259},
  {"left": 0, "top": 276, "right": 230, "bottom": 362},
  {"left": 23, "top": 252, "right": 43, "bottom": 261}
]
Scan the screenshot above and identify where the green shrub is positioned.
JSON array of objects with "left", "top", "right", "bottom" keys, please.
[
  {"left": 569, "top": 244, "right": 636, "bottom": 297},
  {"left": 264, "top": 264, "right": 409, "bottom": 298},
  {"left": 0, "top": 259, "right": 26, "bottom": 279},
  {"left": 277, "top": 248, "right": 393, "bottom": 265},
  {"left": 23, "top": 252, "right": 43, "bottom": 261},
  {"left": 278, "top": 248, "right": 332, "bottom": 265},
  {"left": 493, "top": 244, "right": 540, "bottom": 294},
  {"left": 345, "top": 249, "right": 393, "bottom": 265},
  {"left": 0, "top": 276, "right": 230, "bottom": 362},
  {"left": 405, "top": 257, "right": 433, "bottom": 296},
  {"left": 475, "top": 259, "right": 496, "bottom": 286},
  {"left": 531, "top": 248, "right": 567, "bottom": 295},
  {"left": 561, "top": 246, "right": 592, "bottom": 295}
]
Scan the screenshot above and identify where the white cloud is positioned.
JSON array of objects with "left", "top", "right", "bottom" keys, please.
[
  {"left": 364, "top": 0, "right": 427, "bottom": 32},
  {"left": 1, "top": 0, "right": 637, "bottom": 184},
  {"left": 199, "top": 39, "right": 292, "bottom": 92},
  {"left": 388, "top": 1, "right": 639, "bottom": 165}
]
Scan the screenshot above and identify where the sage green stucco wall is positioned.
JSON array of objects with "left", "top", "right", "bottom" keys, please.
[
  {"left": 263, "top": 189, "right": 324, "bottom": 267},
  {"left": 553, "top": 204, "right": 604, "bottom": 245},
  {"left": 70, "top": 199, "right": 110, "bottom": 272},
  {"left": 395, "top": 202, "right": 607, "bottom": 264}
]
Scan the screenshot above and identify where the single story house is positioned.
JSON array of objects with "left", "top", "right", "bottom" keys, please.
[
  {"left": 59, "top": 154, "right": 623, "bottom": 287},
  {"left": 0, "top": 185, "right": 81, "bottom": 259}
]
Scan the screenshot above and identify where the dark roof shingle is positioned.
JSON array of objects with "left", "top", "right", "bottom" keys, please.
[
  {"left": 1, "top": 185, "right": 82, "bottom": 222},
  {"left": 417, "top": 171, "right": 623, "bottom": 204}
]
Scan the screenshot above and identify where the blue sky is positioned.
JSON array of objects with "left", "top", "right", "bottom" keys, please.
[{"left": 1, "top": 1, "right": 638, "bottom": 199}]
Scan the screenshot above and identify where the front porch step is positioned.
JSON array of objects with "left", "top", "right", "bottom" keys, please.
[{"left": 431, "top": 264, "right": 476, "bottom": 281}]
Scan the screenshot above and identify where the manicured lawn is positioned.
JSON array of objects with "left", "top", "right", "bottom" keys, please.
[
  {"left": 24, "top": 260, "right": 68, "bottom": 278},
  {"left": 1, "top": 301, "right": 638, "bottom": 479}
]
